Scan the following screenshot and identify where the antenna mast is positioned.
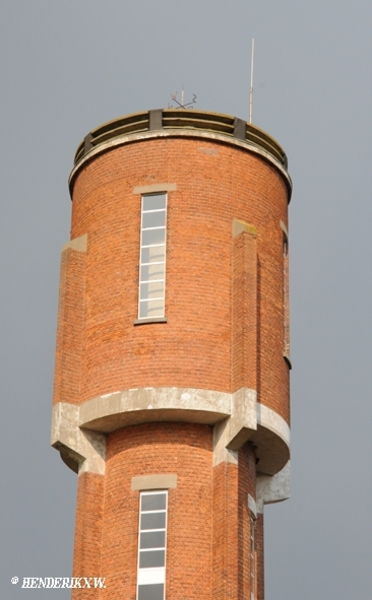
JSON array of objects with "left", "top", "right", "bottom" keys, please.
[
  {"left": 170, "top": 89, "right": 197, "bottom": 109},
  {"left": 249, "top": 38, "right": 255, "bottom": 124}
]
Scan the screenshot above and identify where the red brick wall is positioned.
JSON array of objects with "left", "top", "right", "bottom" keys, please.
[
  {"left": 53, "top": 246, "right": 86, "bottom": 405},
  {"left": 72, "top": 472, "right": 104, "bottom": 600},
  {"left": 54, "top": 136, "right": 289, "bottom": 422},
  {"left": 212, "top": 444, "right": 257, "bottom": 600},
  {"left": 232, "top": 229, "right": 258, "bottom": 393},
  {"left": 71, "top": 425, "right": 260, "bottom": 600},
  {"left": 101, "top": 423, "right": 213, "bottom": 600}
]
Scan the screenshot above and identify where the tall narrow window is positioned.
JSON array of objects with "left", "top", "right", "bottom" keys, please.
[
  {"left": 283, "top": 233, "right": 290, "bottom": 358},
  {"left": 137, "top": 490, "right": 168, "bottom": 600},
  {"left": 138, "top": 193, "right": 167, "bottom": 320},
  {"left": 250, "top": 516, "right": 256, "bottom": 600}
]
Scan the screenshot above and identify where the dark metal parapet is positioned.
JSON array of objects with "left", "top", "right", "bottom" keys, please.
[{"left": 73, "top": 109, "right": 288, "bottom": 170}]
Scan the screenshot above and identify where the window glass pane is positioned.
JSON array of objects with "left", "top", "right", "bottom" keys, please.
[
  {"left": 141, "top": 246, "right": 165, "bottom": 264},
  {"left": 140, "top": 531, "right": 166, "bottom": 549},
  {"left": 141, "top": 494, "right": 167, "bottom": 512},
  {"left": 140, "top": 263, "right": 165, "bottom": 282},
  {"left": 139, "top": 550, "right": 165, "bottom": 568},
  {"left": 138, "top": 300, "right": 164, "bottom": 319},
  {"left": 142, "top": 228, "right": 165, "bottom": 247},
  {"left": 141, "top": 512, "right": 166, "bottom": 530},
  {"left": 142, "top": 194, "right": 166, "bottom": 211},
  {"left": 139, "top": 193, "right": 167, "bottom": 321},
  {"left": 140, "top": 281, "right": 164, "bottom": 300},
  {"left": 138, "top": 584, "right": 164, "bottom": 600},
  {"left": 142, "top": 211, "right": 166, "bottom": 229}
]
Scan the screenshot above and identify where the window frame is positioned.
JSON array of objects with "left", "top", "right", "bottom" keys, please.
[
  {"left": 137, "top": 490, "right": 168, "bottom": 600},
  {"left": 283, "top": 231, "right": 290, "bottom": 361},
  {"left": 250, "top": 514, "right": 256, "bottom": 600},
  {"left": 137, "top": 193, "right": 168, "bottom": 322}
]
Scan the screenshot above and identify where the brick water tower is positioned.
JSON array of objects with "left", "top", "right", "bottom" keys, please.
[{"left": 51, "top": 108, "right": 292, "bottom": 600}]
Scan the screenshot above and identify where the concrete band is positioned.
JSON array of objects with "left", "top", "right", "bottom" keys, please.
[
  {"left": 51, "top": 386, "right": 290, "bottom": 477},
  {"left": 68, "top": 129, "right": 292, "bottom": 196}
]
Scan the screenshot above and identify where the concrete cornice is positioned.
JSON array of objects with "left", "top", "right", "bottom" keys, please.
[
  {"left": 51, "top": 387, "right": 290, "bottom": 477},
  {"left": 68, "top": 129, "right": 292, "bottom": 198}
]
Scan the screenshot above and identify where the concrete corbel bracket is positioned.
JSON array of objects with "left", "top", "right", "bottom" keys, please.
[
  {"left": 256, "top": 461, "right": 291, "bottom": 513},
  {"left": 213, "top": 387, "right": 257, "bottom": 466},
  {"left": 226, "top": 387, "right": 257, "bottom": 450},
  {"left": 51, "top": 403, "right": 106, "bottom": 475}
]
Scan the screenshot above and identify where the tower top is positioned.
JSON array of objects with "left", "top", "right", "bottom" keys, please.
[{"left": 70, "top": 108, "right": 292, "bottom": 198}]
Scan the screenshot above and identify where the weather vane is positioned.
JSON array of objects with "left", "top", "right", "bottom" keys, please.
[{"left": 169, "top": 86, "right": 197, "bottom": 109}]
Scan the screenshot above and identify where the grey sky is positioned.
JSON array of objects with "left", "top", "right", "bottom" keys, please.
[{"left": 1, "top": 1, "right": 371, "bottom": 598}]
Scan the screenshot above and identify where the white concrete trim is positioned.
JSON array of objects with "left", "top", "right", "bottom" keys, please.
[
  {"left": 52, "top": 388, "right": 290, "bottom": 475},
  {"left": 61, "top": 234, "right": 87, "bottom": 253},
  {"left": 51, "top": 403, "right": 105, "bottom": 475},
  {"left": 279, "top": 219, "right": 288, "bottom": 239},
  {"left": 248, "top": 494, "right": 257, "bottom": 518},
  {"left": 69, "top": 129, "right": 292, "bottom": 194},
  {"left": 133, "top": 183, "right": 177, "bottom": 194},
  {"left": 256, "top": 404, "right": 290, "bottom": 447},
  {"left": 250, "top": 404, "right": 290, "bottom": 475},
  {"left": 79, "top": 387, "right": 231, "bottom": 431},
  {"left": 213, "top": 388, "right": 257, "bottom": 466},
  {"left": 212, "top": 420, "right": 239, "bottom": 466},
  {"left": 256, "top": 461, "right": 291, "bottom": 513},
  {"left": 232, "top": 219, "right": 257, "bottom": 238},
  {"left": 131, "top": 474, "right": 177, "bottom": 491}
]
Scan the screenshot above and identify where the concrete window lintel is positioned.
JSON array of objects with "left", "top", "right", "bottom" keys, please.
[
  {"left": 131, "top": 474, "right": 177, "bottom": 491},
  {"left": 133, "top": 183, "right": 177, "bottom": 195}
]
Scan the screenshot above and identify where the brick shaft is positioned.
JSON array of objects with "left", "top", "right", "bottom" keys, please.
[{"left": 52, "top": 112, "right": 292, "bottom": 600}]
